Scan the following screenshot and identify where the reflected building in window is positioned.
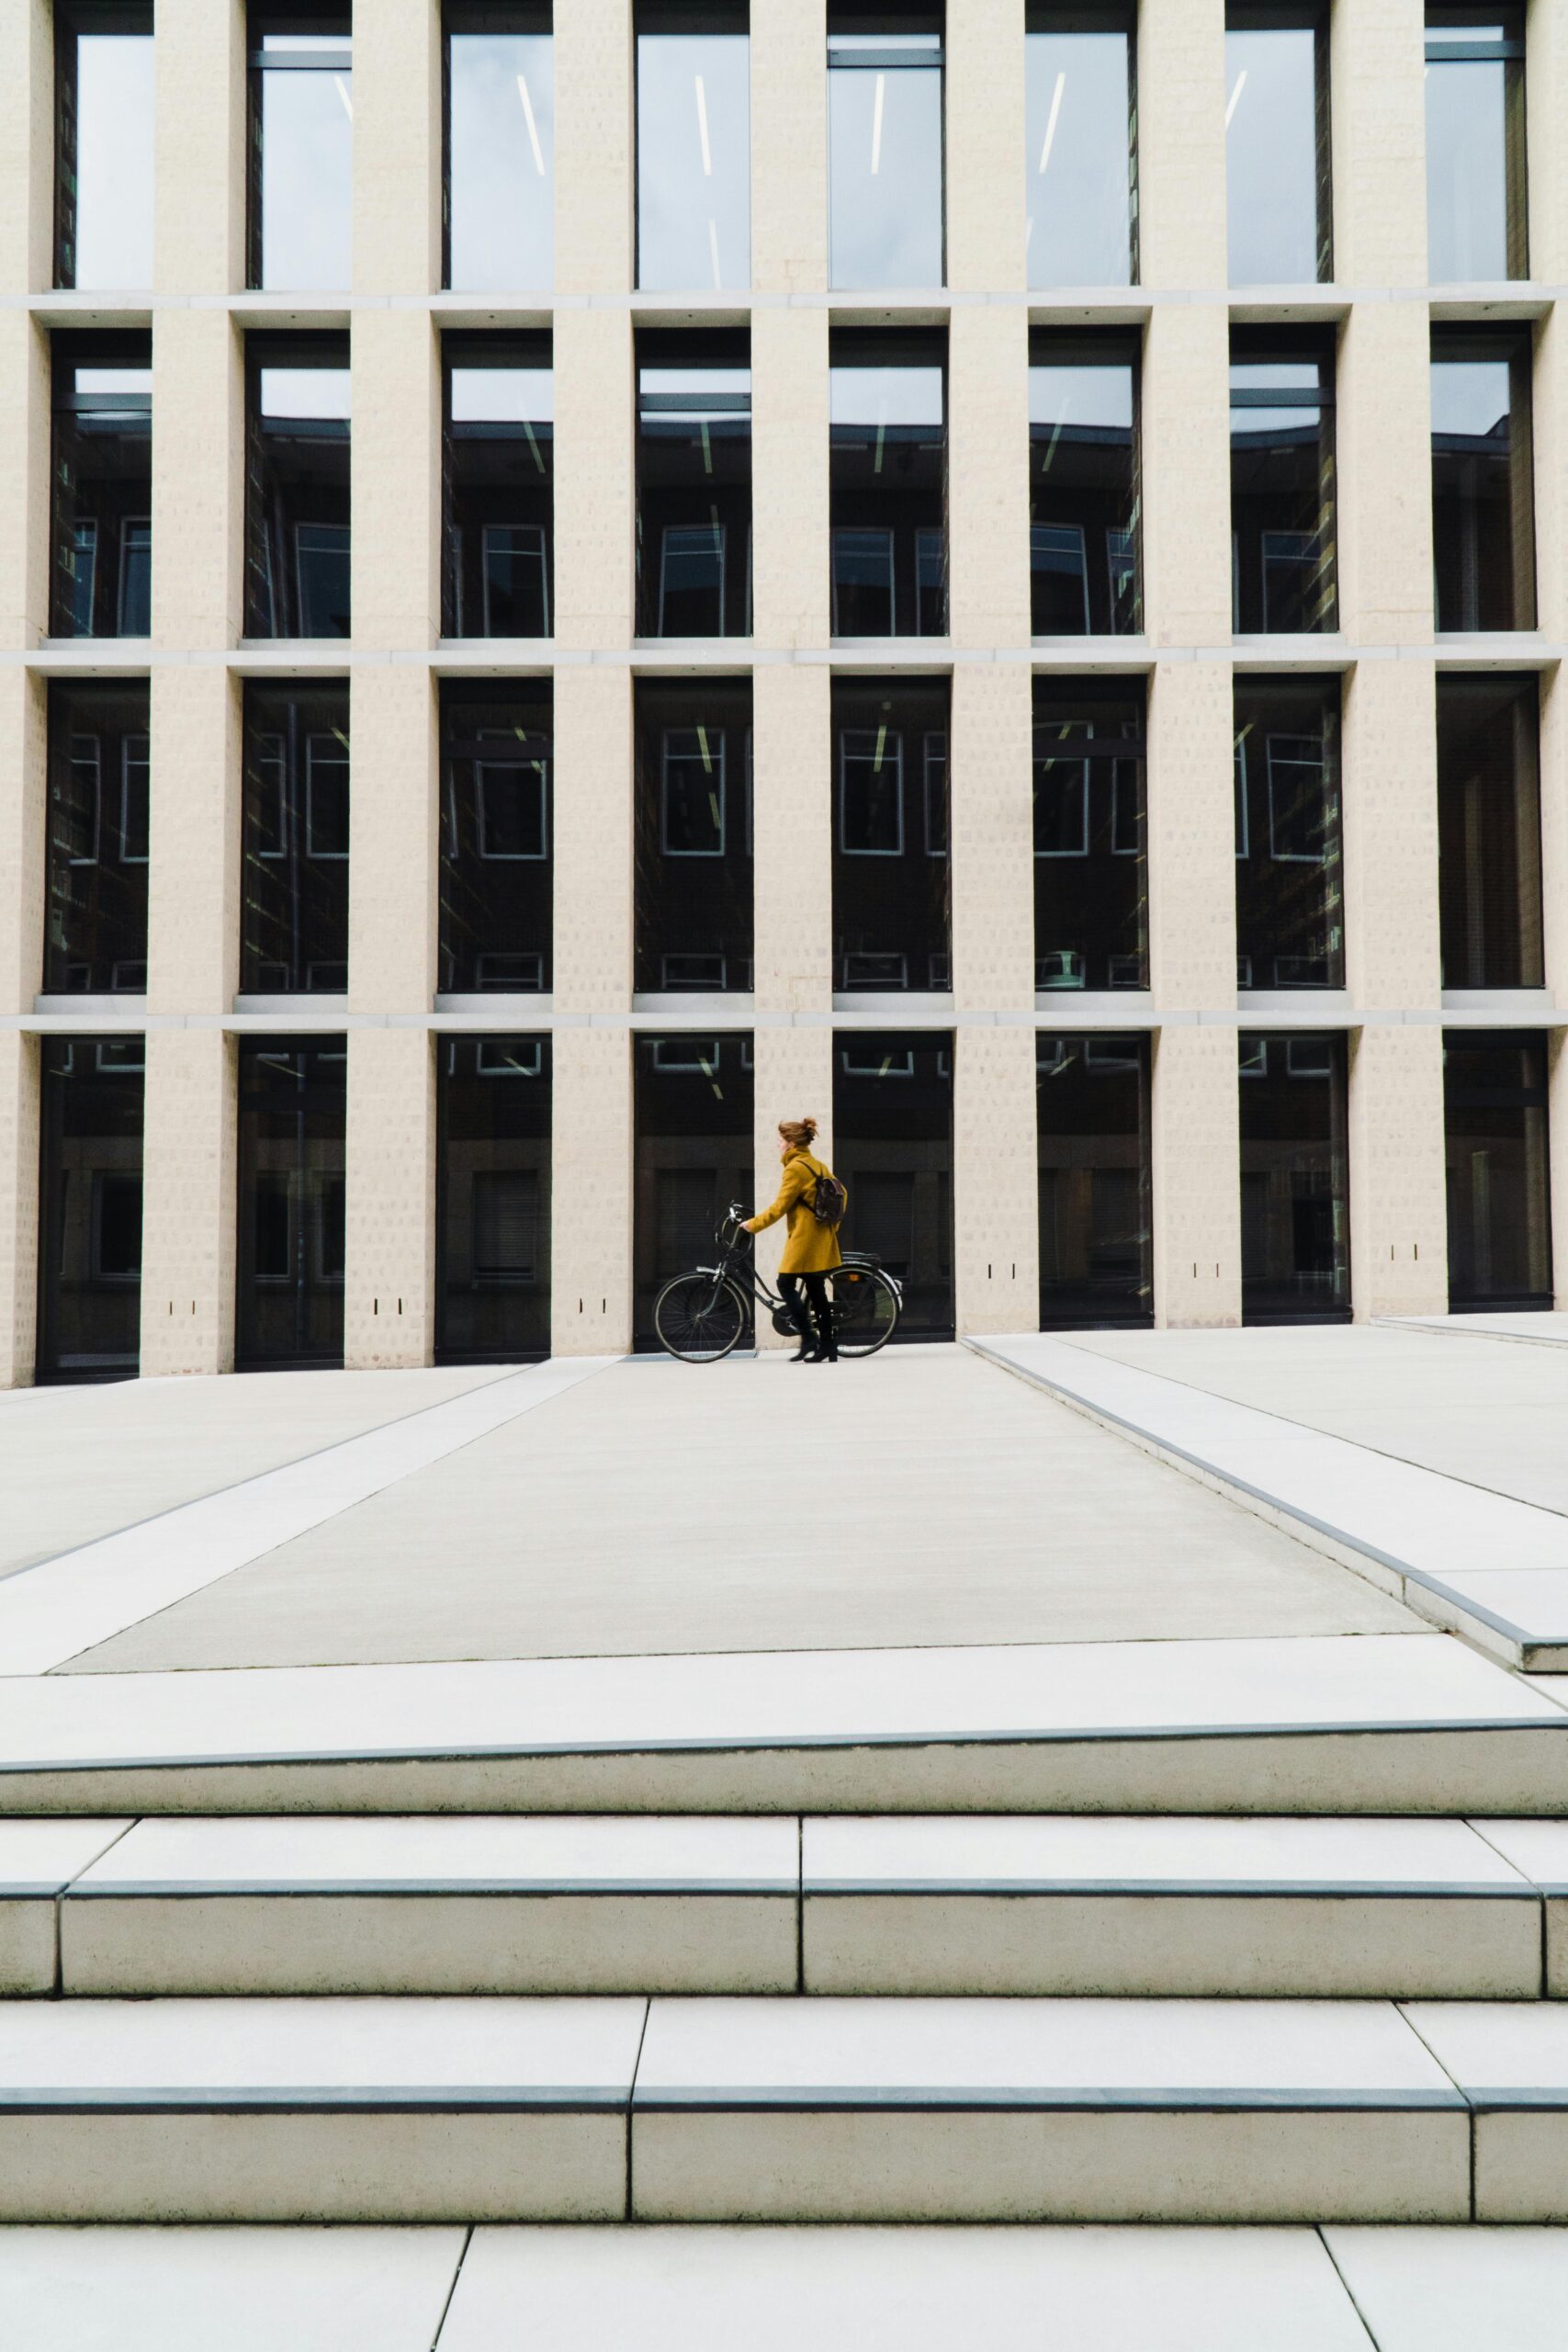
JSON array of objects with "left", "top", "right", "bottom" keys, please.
[
  {"left": 1032, "top": 681, "right": 1146, "bottom": 996},
  {"left": 1444, "top": 1031, "right": 1551, "bottom": 1310},
  {"left": 1234, "top": 675, "right": 1342, "bottom": 991},
  {"left": 54, "top": 2, "right": 153, "bottom": 291},
  {"left": 1431, "top": 326, "right": 1535, "bottom": 632},
  {"left": 235, "top": 1038, "right": 347, "bottom": 1369},
  {"left": 637, "top": 334, "right": 750, "bottom": 639},
  {"left": 1224, "top": 2, "right": 1332, "bottom": 287},
  {"left": 832, "top": 676, "right": 950, "bottom": 997},
  {"left": 1437, "top": 673, "right": 1542, "bottom": 989},
  {"left": 437, "top": 1035, "right": 552, "bottom": 1361},
  {"left": 637, "top": 0, "right": 750, "bottom": 292},
  {"left": 244, "top": 338, "right": 352, "bottom": 639},
  {"left": 828, "top": 8, "right": 943, "bottom": 289},
  {"left": 1029, "top": 333, "right": 1140, "bottom": 636},
  {"left": 240, "top": 684, "right": 351, "bottom": 994},
  {"left": 833, "top": 1032, "right": 953, "bottom": 1340},
  {"left": 51, "top": 334, "right": 151, "bottom": 639},
  {"left": 830, "top": 334, "right": 946, "bottom": 639},
  {"left": 635, "top": 678, "right": 752, "bottom": 998},
  {"left": 1036, "top": 1034, "right": 1151, "bottom": 1329},
  {"left": 445, "top": 3, "right": 554, "bottom": 291},
  {"left": 248, "top": 6, "right": 354, "bottom": 292},
  {"left": 633, "top": 1034, "right": 753, "bottom": 1349},
  {"left": 440, "top": 683, "right": 552, "bottom": 996},
  {"left": 1025, "top": 3, "right": 1135, "bottom": 288},
  {"left": 443, "top": 336, "right": 553, "bottom": 639},
  {"left": 1230, "top": 330, "right": 1337, "bottom": 635},
  {"left": 36, "top": 1037, "right": 144, "bottom": 1382},
  {"left": 1238, "top": 1031, "right": 1350, "bottom": 1323},
  {"left": 44, "top": 682, "right": 150, "bottom": 998},
  {"left": 1426, "top": 7, "right": 1527, "bottom": 282}
]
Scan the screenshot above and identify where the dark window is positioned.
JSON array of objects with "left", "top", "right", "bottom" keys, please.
[
  {"left": 437, "top": 1034, "right": 552, "bottom": 1360},
  {"left": 637, "top": 331, "right": 750, "bottom": 639},
  {"left": 54, "top": 3, "right": 153, "bottom": 291},
  {"left": 236, "top": 1037, "right": 347, "bottom": 1368},
  {"left": 1431, "top": 325, "right": 1535, "bottom": 632},
  {"left": 443, "top": 334, "right": 553, "bottom": 639},
  {"left": 1234, "top": 674, "right": 1342, "bottom": 991},
  {"left": 1437, "top": 673, "right": 1542, "bottom": 989},
  {"left": 1230, "top": 330, "right": 1337, "bottom": 635},
  {"left": 1444, "top": 1030, "right": 1551, "bottom": 1309},
  {"left": 1036, "top": 1032, "right": 1151, "bottom": 1328},
  {"left": 248, "top": 6, "right": 354, "bottom": 292},
  {"left": 828, "top": 7, "right": 943, "bottom": 289},
  {"left": 833, "top": 1031, "right": 953, "bottom": 1339},
  {"left": 36, "top": 1035, "right": 144, "bottom": 1381},
  {"left": 445, "top": 5, "right": 554, "bottom": 292},
  {"left": 245, "top": 336, "right": 352, "bottom": 639},
  {"left": 1033, "top": 680, "right": 1146, "bottom": 994},
  {"left": 637, "top": 0, "right": 750, "bottom": 292},
  {"left": 634, "top": 1033, "right": 753, "bottom": 1349},
  {"left": 833, "top": 676, "right": 950, "bottom": 995},
  {"left": 440, "top": 682, "right": 552, "bottom": 993},
  {"left": 1025, "top": 3, "right": 1135, "bottom": 289},
  {"left": 51, "top": 333, "right": 152, "bottom": 639},
  {"left": 830, "top": 333, "right": 946, "bottom": 638},
  {"left": 636, "top": 677, "right": 753, "bottom": 996},
  {"left": 44, "top": 682, "right": 150, "bottom": 996},
  {"left": 1238, "top": 1030, "right": 1350, "bottom": 1322},
  {"left": 1426, "top": 7, "right": 1528, "bottom": 282},
  {"left": 1224, "top": 3, "right": 1332, "bottom": 286},
  {"left": 1030, "top": 333, "right": 1140, "bottom": 636},
  {"left": 241, "top": 684, "right": 351, "bottom": 994}
]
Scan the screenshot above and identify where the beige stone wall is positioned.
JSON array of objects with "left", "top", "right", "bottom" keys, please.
[
  {"left": 154, "top": 0, "right": 244, "bottom": 295},
  {"left": 146, "top": 667, "right": 243, "bottom": 1012},
  {"left": 954, "top": 1025, "right": 1040, "bottom": 1334},
  {"left": 553, "top": 312, "right": 636, "bottom": 650},
  {"left": 1330, "top": 0, "right": 1427, "bottom": 285},
  {"left": 344, "top": 1026, "right": 435, "bottom": 1369},
  {"left": 1348, "top": 1023, "right": 1449, "bottom": 1318},
  {"left": 947, "top": 310, "right": 1032, "bottom": 650},
  {"left": 752, "top": 667, "right": 831, "bottom": 1017},
  {"left": 348, "top": 665, "right": 438, "bottom": 1012},
  {"left": 750, "top": 1027, "right": 834, "bottom": 1346},
  {"left": 0, "top": 314, "right": 49, "bottom": 648},
  {"left": 140, "top": 1030, "right": 238, "bottom": 1377},
  {"left": 553, "top": 665, "right": 634, "bottom": 1015},
  {"left": 1151, "top": 1026, "right": 1242, "bottom": 1329},
  {"left": 0, "top": 1031, "right": 40, "bottom": 1386},
  {"left": 1336, "top": 306, "right": 1434, "bottom": 647},
  {"left": 554, "top": 0, "right": 633, "bottom": 294},
  {"left": 947, "top": 0, "right": 1027, "bottom": 295},
  {"left": 0, "top": 0, "right": 52, "bottom": 296},
  {"left": 550, "top": 1028, "right": 634, "bottom": 1356},
  {"left": 152, "top": 311, "right": 245, "bottom": 654},
  {"left": 750, "top": 310, "right": 830, "bottom": 650},
  {"left": 1139, "top": 311, "right": 1232, "bottom": 649},
  {"left": 353, "top": 0, "right": 440, "bottom": 297},
  {"left": 950, "top": 668, "right": 1033, "bottom": 1014},
  {"left": 1137, "top": 0, "right": 1227, "bottom": 290},
  {"left": 351, "top": 313, "right": 440, "bottom": 653},
  {"left": 751, "top": 0, "right": 827, "bottom": 294},
  {"left": 0, "top": 669, "right": 47, "bottom": 1019}
]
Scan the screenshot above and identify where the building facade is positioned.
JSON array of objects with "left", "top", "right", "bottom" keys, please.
[{"left": 1, "top": 0, "right": 1566, "bottom": 1381}]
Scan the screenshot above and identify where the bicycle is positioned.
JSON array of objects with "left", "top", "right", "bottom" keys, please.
[{"left": 653, "top": 1203, "right": 902, "bottom": 1363}]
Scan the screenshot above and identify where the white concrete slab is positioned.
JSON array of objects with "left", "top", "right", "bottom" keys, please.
[
  {"left": 1403, "top": 2001, "right": 1568, "bottom": 2218},
  {"left": 0, "top": 1819, "right": 133, "bottom": 1892},
  {"left": 1469, "top": 1817, "right": 1568, "bottom": 1890},
  {"left": 1420, "top": 1571, "right": 1568, "bottom": 1667},
  {"left": 1325, "top": 2225, "right": 1568, "bottom": 2351},
  {"left": 1385, "top": 1310, "right": 1568, "bottom": 1350}
]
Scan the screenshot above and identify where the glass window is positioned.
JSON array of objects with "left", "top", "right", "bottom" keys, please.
[
  {"left": 1025, "top": 5, "right": 1135, "bottom": 288},
  {"left": 830, "top": 336, "right": 946, "bottom": 638},
  {"left": 446, "top": 5, "right": 554, "bottom": 291},
  {"left": 637, "top": 3, "right": 750, "bottom": 292},
  {"left": 241, "top": 684, "right": 350, "bottom": 994},
  {"left": 37, "top": 1035, "right": 144, "bottom": 1381},
  {"left": 832, "top": 676, "right": 950, "bottom": 995},
  {"left": 1444, "top": 1030, "right": 1551, "bottom": 1308},
  {"left": 1234, "top": 674, "right": 1342, "bottom": 991},
  {"left": 44, "top": 683, "right": 150, "bottom": 997},
  {"left": 828, "top": 12, "right": 943, "bottom": 290},
  {"left": 637, "top": 334, "right": 751, "bottom": 639},
  {"left": 245, "top": 338, "right": 352, "bottom": 639},
  {"left": 1230, "top": 330, "right": 1337, "bottom": 635},
  {"left": 636, "top": 678, "right": 753, "bottom": 996},
  {"left": 634, "top": 1033, "right": 753, "bottom": 1348},
  {"left": 833, "top": 1031, "right": 953, "bottom": 1339},
  {"left": 236, "top": 1038, "right": 347, "bottom": 1368},
  {"left": 437, "top": 1035, "right": 552, "bottom": 1360},
  {"left": 54, "top": 4, "right": 154, "bottom": 291},
  {"left": 1032, "top": 681, "right": 1146, "bottom": 995},
  {"left": 1437, "top": 673, "right": 1542, "bottom": 989},
  {"left": 1238, "top": 1030, "right": 1350, "bottom": 1322},
  {"left": 440, "top": 684, "right": 553, "bottom": 995},
  {"left": 249, "top": 10, "right": 354, "bottom": 292},
  {"left": 50, "top": 335, "right": 152, "bottom": 640},
  {"left": 1036, "top": 1032, "right": 1151, "bottom": 1327},
  {"left": 443, "top": 336, "right": 553, "bottom": 639},
  {"left": 1431, "top": 326, "right": 1535, "bottom": 633},
  {"left": 1426, "top": 8, "right": 1528, "bottom": 282},
  {"left": 1224, "top": 4, "right": 1330, "bottom": 286},
  {"left": 1030, "top": 334, "right": 1140, "bottom": 636}
]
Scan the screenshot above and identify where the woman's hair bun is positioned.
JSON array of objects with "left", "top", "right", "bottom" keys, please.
[
  {"left": 800, "top": 1115, "right": 818, "bottom": 1139},
  {"left": 779, "top": 1115, "right": 818, "bottom": 1147}
]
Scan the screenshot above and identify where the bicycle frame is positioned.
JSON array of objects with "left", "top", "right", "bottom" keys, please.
[{"left": 694, "top": 1205, "right": 903, "bottom": 1327}]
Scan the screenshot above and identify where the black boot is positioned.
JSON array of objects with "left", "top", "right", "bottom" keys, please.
[
  {"left": 786, "top": 1299, "right": 814, "bottom": 1362},
  {"left": 812, "top": 1299, "right": 839, "bottom": 1364}
]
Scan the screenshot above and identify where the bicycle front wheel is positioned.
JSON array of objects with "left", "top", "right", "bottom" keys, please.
[
  {"left": 653, "top": 1272, "right": 749, "bottom": 1363},
  {"left": 828, "top": 1263, "right": 900, "bottom": 1357}
]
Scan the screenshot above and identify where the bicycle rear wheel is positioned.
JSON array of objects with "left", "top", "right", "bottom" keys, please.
[
  {"left": 653, "top": 1272, "right": 749, "bottom": 1363},
  {"left": 828, "top": 1263, "right": 900, "bottom": 1357}
]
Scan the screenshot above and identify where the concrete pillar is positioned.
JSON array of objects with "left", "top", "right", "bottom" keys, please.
[
  {"left": 0, "top": 1032, "right": 40, "bottom": 1387},
  {"left": 0, "top": 314, "right": 49, "bottom": 649},
  {"left": 1551, "top": 1031, "right": 1568, "bottom": 1311},
  {"left": 351, "top": 311, "right": 441, "bottom": 652},
  {"left": 1336, "top": 305, "right": 1433, "bottom": 645},
  {"left": 1535, "top": 307, "right": 1568, "bottom": 652},
  {"left": 751, "top": 1027, "right": 834, "bottom": 1347},
  {"left": 1540, "top": 664, "right": 1568, "bottom": 1301},
  {"left": 146, "top": 666, "right": 243, "bottom": 1013},
  {"left": 1329, "top": 0, "right": 1426, "bottom": 286},
  {"left": 553, "top": 311, "right": 635, "bottom": 652},
  {"left": 553, "top": 664, "right": 634, "bottom": 1013},
  {"left": 750, "top": 308, "right": 830, "bottom": 650},
  {"left": 1526, "top": 0, "right": 1568, "bottom": 288},
  {"left": 1341, "top": 658, "right": 1440, "bottom": 1012},
  {"left": 0, "top": 0, "right": 52, "bottom": 296},
  {"left": 352, "top": 0, "right": 440, "bottom": 296},
  {"left": 947, "top": 308, "right": 1032, "bottom": 650},
  {"left": 550, "top": 1028, "right": 634, "bottom": 1355},
  {"left": 1151, "top": 1026, "right": 1242, "bottom": 1328},
  {"left": 951, "top": 666, "right": 1033, "bottom": 1013},
  {"left": 953, "top": 1026, "right": 1039, "bottom": 1334},
  {"left": 753, "top": 666, "right": 831, "bottom": 1017},
  {"left": 140, "top": 1032, "right": 239, "bottom": 1376},
  {"left": 1137, "top": 0, "right": 1227, "bottom": 291},
  {"left": 344, "top": 1027, "right": 436, "bottom": 1368},
  {"left": 946, "top": 0, "right": 1027, "bottom": 295},
  {"left": 1348, "top": 1023, "right": 1449, "bottom": 1319},
  {"left": 348, "top": 665, "right": 438, "bottom": 1012},
  {"left": 554, "top": 0, "right": 633, "bottom": 295},
  {"left": 1140, "top": 309, "right": 1232, "bottom": 649},
  {"left": 152, "top": 311, "right": 244, "bottom": 654},
  {"left": 0, "top": 669, "right": 47, "bottom": 1016},
  {"left": 752, "top": 0, "right": 826, "bottom": 295},
  {"left": 154, "top": 0, "right": 245, "bottom": 294}
]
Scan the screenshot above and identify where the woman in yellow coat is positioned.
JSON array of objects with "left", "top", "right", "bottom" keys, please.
[{"left": 741, "top": 1116, "right": 847, "bottom": 1363}]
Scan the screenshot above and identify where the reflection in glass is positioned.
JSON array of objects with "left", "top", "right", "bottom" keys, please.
[
  {"left": 54, "top": 7, "right": 154, "bottom": 290},
  {"left": 1445, "top": 1030, "right": 1551, "bottom": 1308},
  {"left": 443, "top": 340, "right": 553, "bottom": 637},
  {"left": 1224, "top": 9, "right": 1331, "bottom": 286},
  {"left": 249, "top": 16, "right": 354, "bottom": 291},
  {"left": 51, "top": 336, "right": 152, "bottom": 639},
  {"left": 636, "top": 677, "right": 752, "bottom": 995},
  {"left": 37, "top": 1037, "right": 144, "bottom": 1381},
  {"left": 1234, "top": 675, "right": 1341, "bottom": 990},
  {"left": 1437, "top": 673, "right": 1541, "bottom": 989},
  {"left": 1431, "top": 327, "right": 1535, "bottom": 632},
  {"left": 833, "top": 1031, "right": 953, "bottom": 1340},
  {"left": 1239, "top": 1031, "right": 1350, "bottom": 1322},
  {"left": 1426, "top": 9, "right": 1527, "bottom": 282},
  {"left": 236, "top": 1037, "right": 347, "bottom": 1369},
  {"left": 634, "top": 1033, "right": 753, "bottom": 1349},
  {"left": 1036, "top": 1034, "right": 1151, "bottom": 1328},
  {"left": 440, "top": 683, "right": 552, "bottom": 994},
  {"left": 446, "top": 9, "right": 554, "bottom": 291},
  {"left": 637, "top": 337, "right": 750, "bottom": 637},
  {"left": 437, "top": 1035, "right": 552, "bottom": 1360},
  {"left": 241, "top": 684, "right": 351, "bottom": 994},
  {"left": 637, "top": 11, "right": 750, "bottom": 291},
  {"left": 832, "top": 676, "right": 950, "bottom": 995},
  {"left": 1230, "top": 332, "right": 1337, "bottom": 634},
  {"left": 1032, "top": 682, "right": 1145, "bottom": 994},
  {"left": 1030, "top": 336, "right": 1139, "bottom": 635},
  {"left": 245, "top": 340, "right": 352, "bottom": 639},
  {"left": 44, "top": 683, "right": 150, "bottom": 997},
  {"left": 830, "top": 341, "right": 945, "bottom": 637},
  {"left": 1025, "top": 11, "right": 1135, "bottom": 288},
  {"left": 828, "top": 19, "right": 943, "bottom": 289}
]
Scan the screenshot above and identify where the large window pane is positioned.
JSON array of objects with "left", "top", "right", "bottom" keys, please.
[
  {"left": 1033, "top": 681, "right": 1146, "bottom": 994},
  {"left": 1234, "top": 674, "right": 1342, "bottom": 991},
  {"left": 437, "top": 1035, "right": 552, "bottom": 1361},
  {"left": 249, "top": 12, "right": 354, "bottom": 292},
  {"left": 443, "top": 337, "right": 553, "bottom": 638},
  {"left": 634, "top": 1033, "right": 753, "bottom": 1349},
  {"left": 241, "top": 684, "right": 351, "bottom": 994},
  {"left": 54, "top": 6, "right": 154, "bottom": 291},
  {"left": 637, "top": 6, "right": 750, "bottom": 292},
  {"left": 44, "top": 682, "right": 150, "bottom": 997},
  {"left": 245, "top": 338, "right": 352, "bottom": 639},
  {"left": 446, "top": 6, "right": 554, "bottom": 291},
  {"left": 236, "top": 1037, "right": 347, "bottom": 1369},
  {"left": 1437, "top": 673, "right": 1542, "bottom": 989},
  {"left": 51, "top": 334, "right": 152, "bottom": 640},
  {"left": 440, "top": 683, "right": 552, "bottom": 994},
  {"left": 833, "top": 1031, "right": 953, "bottom": 1339},
  {"left": 1230, "top": 330, "right": 1337, "bottom": 634},
  {"left": 635, "top": 677, "right": 752, "bottom": 996},
  {"left": 1431, "top": 326, "right": 1535, "bottom": 632},
  {"left": 1444, "top": 1030, "right": 1551, "bottom": 1309},
  {"left": 37, "top": 1036, "right": 143, "bottom": 1381},
  {"left": 1238, "top": 1030, "right": 1350, "bottom": 1322},
  {"left": 1025, "top": 9, "right": 1135, "bottom": 288},
  {"left": 1037, "top": 1033, "right": 1151, "bottom": 1328},
  {"left": 1426, "top": 8, "right": 1528, "bottom": 282},
  {"left": 828, "top": 15, "right": 943, "bottom": 289},
  {"left": 637, "top": 333, "right": 750, "bottom": 638},
  {"left": 833, "top": 675, "right": 950, "bottom": 995},
  {"left": 1224, "top": 6, "right": 1331, "bottom": 286},
  {"left": 1030, "top": 334, "right": 1140, "bottom": 636},
  {"left": 830, "top": 336, "right": 946, "bottom": 638}
]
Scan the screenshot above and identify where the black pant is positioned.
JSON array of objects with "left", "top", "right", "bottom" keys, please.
[{"left": 779, "top": 1271, "right": 829, "bottom": 1341}]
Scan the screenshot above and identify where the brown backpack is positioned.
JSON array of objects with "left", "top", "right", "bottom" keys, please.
[{"left": 806, "top": 1170, "right": 848, "bottom": 1227}]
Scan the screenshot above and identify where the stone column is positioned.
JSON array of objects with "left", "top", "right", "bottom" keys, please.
[
  {"left": 946, "top": 0, "right": 1027, "bottom": 295},
  {"left": 352, "top": 0, "right": 440, "bottom": 295},
  {"left": 0, "top": 1033, "right": 40, "bottom": 1388},
  {"left": 751, "top": 0, "right": 827, "bottom": 295},
  {"left": 750, "top": 1029, "right": 835, "bottom": 1347},
  {"left": 152, "top": 311, "right": 244, "bottom": 653},
  {"left": 0, "top": 0, "right": 52, "bottom": 296},
  {"left": 954, "top": 1027, "right": 1040, "bottom": 1334},
  {"left": 1136, "top": 0, "right": 1227, "bottom": 292},
  {"left": 1140, "top": 309, "right": 1232, "bottom": 650},
  {"left": 947, "top": 308, "right": 1032, "bottom": 650},
  {"left": 753, "top": 666, "right": 831, "bottom": 1018},
  {"left": 154, "top": 0, "right": 245, "bottom": 294},
  {"left": 553, "top": 664, "right": 635, "bottom": 1015},
  {"left": 0, "top": 666, "right": 45, "bottom": 1388},
  {"left": 0, "top": 315, "right": 49, "bottom": 649},
  {"left": 140, "top": 1032, "right": 240, "bottom": 1376},
  {"left": 554, "top": 0, "right": 634, "bottom": 294},
  {"left": 550, "top": 1029, "right": 634, "bottom": 1357},
  {"left": 750, "top": 308, "right": 830, "bottom": 650},
  {"left": 350, "top": 311, "right": 441, "bottom": 651},
  {"left": 552, "top": 311, "right": 636, "bottom": 651},
  {"left": 344, "top": 1027, "right": 436, "bottom": 1369},
  {"left": 1329, "top": 0, "right": 1427, "bottom": 288}
]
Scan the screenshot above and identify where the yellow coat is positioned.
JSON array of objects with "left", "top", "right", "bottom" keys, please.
[{"left": 744, "top": 1148, "right": 845, "bottom": 1274}]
